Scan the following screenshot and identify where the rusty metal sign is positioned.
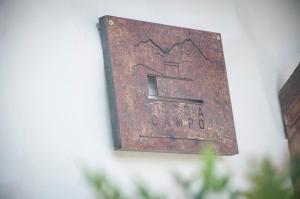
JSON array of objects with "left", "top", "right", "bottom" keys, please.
[{"left": 98, "top": 16, "right": 238, "bottom": 155}]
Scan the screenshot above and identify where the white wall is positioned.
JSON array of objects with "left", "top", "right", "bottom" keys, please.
[{"left": 0, "top": 0, "right": 299, "bottom": 198}]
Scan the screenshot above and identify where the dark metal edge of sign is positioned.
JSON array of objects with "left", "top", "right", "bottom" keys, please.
[
  {"left": 98, "top": 16, "right": 121, "bottom": 150},
  {"left": 116, "top": 147, "right": 237, "bottom": 156}
]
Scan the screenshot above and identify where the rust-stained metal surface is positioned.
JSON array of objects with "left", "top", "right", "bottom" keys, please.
[
  {"left": 98, "top": 16, "right": 238, "bottom": 155},
  {"left": 280, "top": 63, "right": 300, "bottom": 140},
  {"left": 280, "top": 63, "right": 300, "bottom": 157}
]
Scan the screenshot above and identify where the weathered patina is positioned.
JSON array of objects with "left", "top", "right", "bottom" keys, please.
[{"left": 98, "top": 16, "right": 238, "bottom": 154}]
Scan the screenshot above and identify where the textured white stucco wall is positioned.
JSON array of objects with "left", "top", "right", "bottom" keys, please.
[{"left": 0, "top": 0, "right": 300, "bottom": 198}]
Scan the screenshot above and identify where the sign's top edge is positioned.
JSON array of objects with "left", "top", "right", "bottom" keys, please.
[{"left": 98, "top": 15, "right": 221, "bottom": 36}]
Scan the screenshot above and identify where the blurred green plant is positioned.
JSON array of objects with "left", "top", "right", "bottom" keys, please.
[
  {"left": 174, "top": 147, "right": 238, "bottom": 199},
  {"left": 242, "top": 158, "right": 293, "bottom": 199},
  {"left": 135, "top": 183, "right": 166, "bottom": 199},
  {"left": 84, "top": 171, "right": 165, "bottom": 199},
  {"left": 85, "top": 171, "right": 125, "bottom": 199},
  {"left": 291, "top": 157, "right": 300, "bottom": 198},
  {"left": 84, "top": 147, "right": 297, "bottom": 199}
]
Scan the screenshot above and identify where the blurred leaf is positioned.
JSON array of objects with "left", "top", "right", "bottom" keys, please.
[
  {"left": 136, "top": 183, "right": 166, "bottom": 199},
  {"left": 291, "top": 157, "right": 300, "bottom": 198},
  {"left": 243, "top": 158, "right": 293, "bottom": 199},
  {"left": 177, "top": 147, "right": 232, "bottom": 199},
  {"left": 84, "top": 171, "right": 126, "bottom": 199}
]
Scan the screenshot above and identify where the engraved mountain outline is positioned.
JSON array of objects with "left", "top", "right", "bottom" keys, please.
[
  {"left": 134, "top": 37, "right": 210, "bottom": 61},
  {"left": 133, "top": 36, "right": 210, "bottom": 79}
]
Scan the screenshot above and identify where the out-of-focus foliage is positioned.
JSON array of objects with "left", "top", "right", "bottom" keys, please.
[
  {"left": 242, "top": 158, "right": 293, "bottom": 199},
  {"left": 135, "top": 183, "right": 166, "bottom": 199},
  {"left": 84, "top": 171, "right": 165, "bottom": 199},
  {"left": 290, "top": 157, "right": 300, "bottom": 198},
  {"left": 85, "top": 171, "right": 125, "bottom": 199},
  {"left": 84, "top": 147, "right": 298, "bottom": 199},
  {"left": 174, "top": 147, "right": 237, "bottom": 199}
]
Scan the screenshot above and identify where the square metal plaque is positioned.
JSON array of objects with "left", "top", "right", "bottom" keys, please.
[{"left": 98, "top": 16, "right": 238, "bottom": 155}]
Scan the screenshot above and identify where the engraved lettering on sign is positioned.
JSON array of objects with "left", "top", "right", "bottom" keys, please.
[
  {"left": 150, "top": 103, "right": 205, "bottom": 130},
  {"left": 199, "top": 119, "right": 205, "bottom": 129},
  {"left": 175, "top": 117, "right": 183, "bottom": 128},
  {"left": 198, "top": 106, "right": 205, "bottom": 129},
  {"left": 188, "top": 118, "right": 193, "bottom": 128}
]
